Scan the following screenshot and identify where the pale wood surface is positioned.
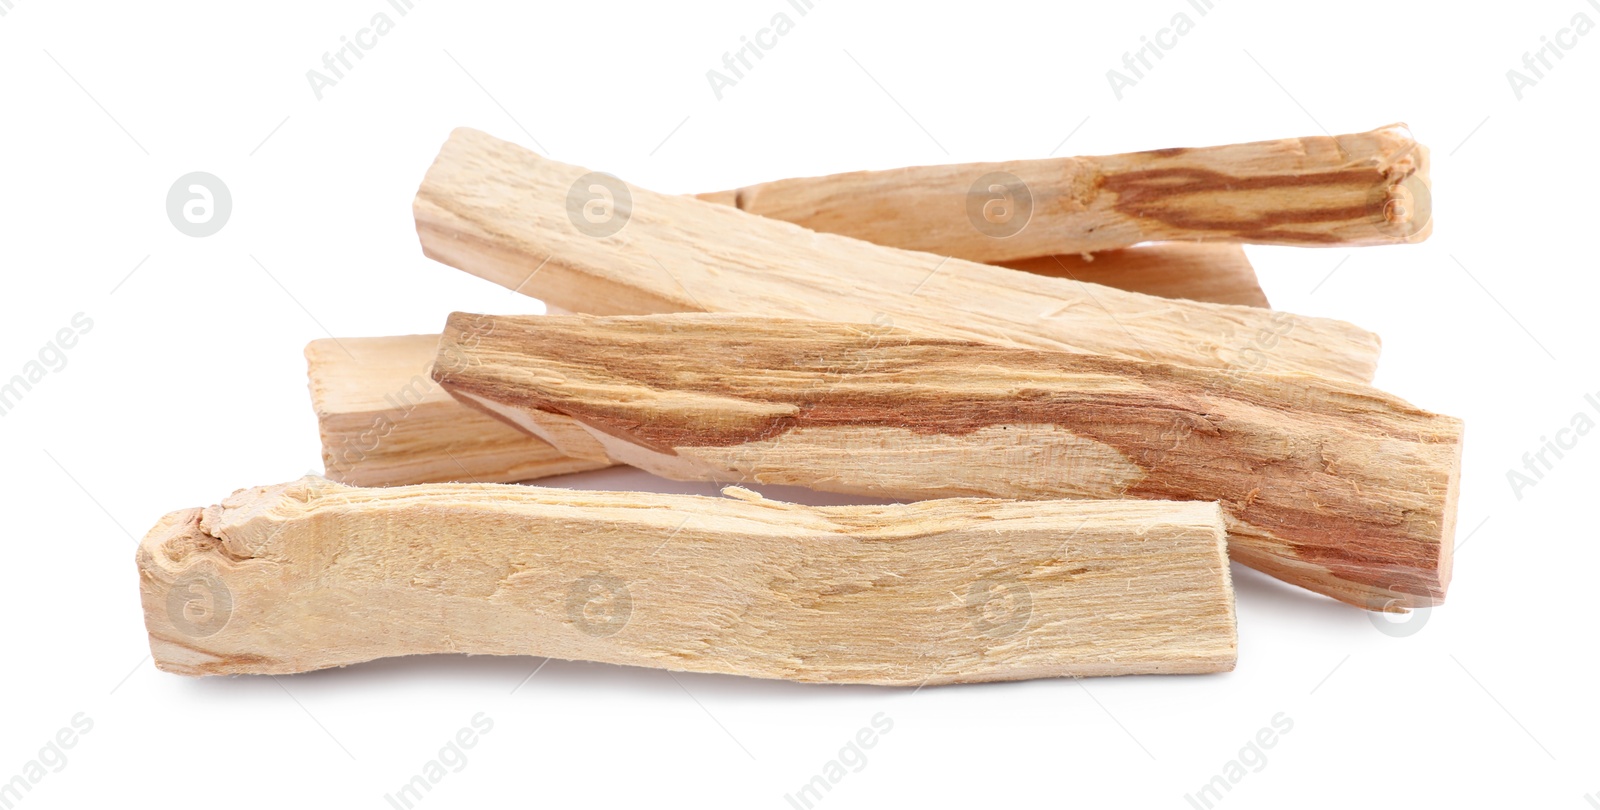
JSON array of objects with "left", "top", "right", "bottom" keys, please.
[
  {"left": 695, "top": 124, "right": 1431, "bottom": 263},
  {"left": 701, "top": 185, "right": 1272, "bottom": 307},
  {"left": 137, "top": 477, "right": 1237, "bottom": 682},
  {"left": 414, "top": 127, "right": 1379, "bottom": 382},
  {"left": 700, "top": 181, "right": 1274, "bottom": 308},
  {"left": 305, "top": 241, "right": 1265, "bottom": 488},
  {"left": 434, "top": 313, "right": 1463, "bottom": 611},
  {"left": 999, "top": 244, "right": 1269, "bottom": 308},
  {"left": 308, "top": 233, "right": 1266, "bottom": 491},
  {"left": 306, "top": 335, "right": 609, "bottom": 486}
]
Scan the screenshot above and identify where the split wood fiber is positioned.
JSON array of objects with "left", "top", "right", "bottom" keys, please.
[
  {"left": 137, "top": 478, "right": 1237, "bottom": 682},
  {"left": 413, "top": 127, "right": 1379, "bottom": 382},
  {"left": 695, "top": 123, "right": 1431, "bottom": 263},
  {"left": 434, "top": 313, "right": 1464, "bottom": 611}
]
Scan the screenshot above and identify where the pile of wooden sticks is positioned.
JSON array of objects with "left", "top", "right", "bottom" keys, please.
[{"left": 138, "top": 124, "right": 1459, "bottom": 685}]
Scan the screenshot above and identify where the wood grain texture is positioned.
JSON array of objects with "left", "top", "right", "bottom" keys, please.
[
  {"left": 309, "top": 236, "right": 1266, "bottom": 489},
  {"left": 414, "top": 127, "right": 1379, "bottom": 382},
  {"left": 695, "top": 124, "right": 1431, "bottom": 263},
  {"left": 305, "top": 242, "right": 1263, "bottom": 489},
  {"left": 998, "top": 244, "right": 1269, "bottom": 308},
  {"left": 137, "top": 477, "right": 1237, "bottom": 682},
  {"left": 306, "top": 335, "right": 610, "bottom": 486},
  {"left": 308, "top": 244, "right": 1266, "bottom": 487},
  {"left": 699, "top": 183, "right": 1274, "bottom": 308},
  {"left": 701, "top": 183, "right": 1271, "bottom": 307},
  {"left": 434, "top": 313, "right": 1463, "bottom": 611}
]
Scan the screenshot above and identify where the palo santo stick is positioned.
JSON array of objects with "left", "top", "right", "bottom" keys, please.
[
  {"left": 709, "top": 183, "right": 1273, "bottom": 306},
  {"left": 414, "top": 128, "right": 1379, "bottom": 382},
  {"left": 434, "top": 313, "right": 1464, "bottom": 611},
  {"left": 137, "top": 477, "right": 1237, "bottom": 681},
  {"left": 308, "top": 244, "right": 1264, "bottom": 487},
  {"left": 312, "top": 146, "right": 1263, "bottom": 488},
  {"left": 694, "top": 123, "right": 1431, "bottom": 263},
  {"left": 306, "top": 335, "right": 610, "bottom": 486},
  {"left": 701, "top": 184, "right": 1274, "bottom": 307},
  {"left": 998, "top": 244, "right": 1268, "bottom": 308}
]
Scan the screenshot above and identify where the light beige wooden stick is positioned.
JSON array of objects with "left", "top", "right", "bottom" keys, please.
[
  {"left": 305, "top": 244, "right": 1261, "bottom": 488},
  {"left": 414, "top": 127, "right": 1379, "bottom": 382},
  {"left": 997, "top": 244, "right": 1268, "bottom": 308},
  {"left": 307, "top": 241, "right": 1265, "bottom": 487},
  {"left": 433, "top": 313, "right": 1463, "bottom": 611},
  {"left": 701, "top": 185, "right": 1273, "bottom": 308},
  {"left": 137, "top": 477, "right": 1237, "bottom": 682},
  {"left": 310, "top": 166, "right": 1266, "bottom": 488},
  {"left": 694, "top": 123, "right": 1431, "bottom": 263},
  {"left": 306, "top": 335, "right": 610, "bottom": 486}
]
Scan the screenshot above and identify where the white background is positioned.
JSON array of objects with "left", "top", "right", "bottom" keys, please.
[{"left": 1, "top": 0, "right": 1594, "bottom": 807}]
